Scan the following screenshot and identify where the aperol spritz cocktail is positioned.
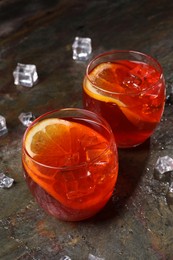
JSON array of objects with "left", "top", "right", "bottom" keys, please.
[
  {"left": 83, "top": 50, "right": 166, "bottom": 148},
  {"left": 22, "top": 108, "right": 118, "bottom": 221}
]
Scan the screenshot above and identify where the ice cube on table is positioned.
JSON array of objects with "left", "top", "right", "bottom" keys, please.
[
  {"left": 154, "top": 156, "right": 173, "bottom": 181},
  {"left": 0, "top": 115, "right": 8, "bottom": 136},
  {"left": 166, "top": 179, "right": 173, "bottom": 209},
  {"left": 155, "top": 156, "right": 173, "bottom": 174},
  {"left": 88, "top": 254, "right": 105, "bottom": 260},
  {"left": 59, "top": 256, "right": 71, "bottom": 260},
  {"left": 13, "top": 63, "right": 38, "bottom": 87},
  {"left": 154, "top": 156, "right": 173, "bottom": 210},
  {"left": 72, "top": 37, "right": 92, "bottom": 61},
  {"left": 166, "top": 84, "right": 173, "bottom": 105},
  {"left": 18, "top": 112, "right": 35, "bottom": 127},
  {"left": 0, "top": 172, "right": 14, "bottom": 188}
]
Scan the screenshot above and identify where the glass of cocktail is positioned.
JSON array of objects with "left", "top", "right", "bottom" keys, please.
[
  {"left": 22, "top": 108, "right": 118, "bottom": 221},
  {"left": 83, "top": 50, "right": 166, "bottom": 148}
]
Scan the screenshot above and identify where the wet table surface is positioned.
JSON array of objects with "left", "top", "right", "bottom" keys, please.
[{"left": 0, "top": 0, "right": 173, "bottom": 259}]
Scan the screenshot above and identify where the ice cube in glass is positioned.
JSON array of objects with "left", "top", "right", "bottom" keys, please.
[
  {"left": 13, "top": 63, "right": 38, "bottom": 87},
  {"left": 72, "top": 37, "right": 92, "bottom": 61}
]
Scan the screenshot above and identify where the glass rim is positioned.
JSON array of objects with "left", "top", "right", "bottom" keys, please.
[
  {"left": 22, "top": 107, "right": 116, "bottom": 170},
  {"left": 86, "top": 49, "right": 164, "bottom": 96}
]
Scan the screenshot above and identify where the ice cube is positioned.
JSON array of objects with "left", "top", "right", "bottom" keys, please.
[
  {"left": 166, "top": 84, "right": 173, "bottom": 105},
  {"left": 0, "top": 172, "right": 14, "bottom": 188},
  {"left": 72, "top": 37, "right": 92, "bottom": 61},
  {"left": 116, "top": 67, "right": 142, "bottom": 92},
  {"left": 154, "top": 156, "right": 173, "bottom": 210},
  {"left": 130, "top": 63, "right": 159, "bottom": 87},
  {"left": 88, "top": 254, "right": 105, "bottom": 260},
  {"left": 60, "top": 256, "right": 71, "bottom": 260},
  {"left": 154, "top": 156, "right": 173, "bottom": 181},
  {"left": 63, "top": 168, "right": 95, "bottom": 200},
  {"left": 13, "top": 63, "right": 38, "bottom": 87},
  {"left": 18, "top": 112, "right": 35, "bottom": 127},
  {"left": 166, "top": 178, "right": 173, "bottom": 210},
  {"left": 0, "top": 115, "right": 8, "bottom": 136},
  {"left": 122, "top": 73, "right": 142, "bottom": 90}
]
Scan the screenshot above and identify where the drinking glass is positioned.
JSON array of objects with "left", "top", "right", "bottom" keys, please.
[
  {"left": 83, "top": 50, "right": 166, "bottom": 148},
  {"left": 22, "top": 108, "right": 118, "bottom": 221}
]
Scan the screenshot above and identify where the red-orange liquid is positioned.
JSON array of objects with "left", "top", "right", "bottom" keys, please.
[
  {"left": 83, "top": 60, "right": 165, "bottom": 147},
  {"left": 23, "top": 118, "right": 118, "bottom": 221}
]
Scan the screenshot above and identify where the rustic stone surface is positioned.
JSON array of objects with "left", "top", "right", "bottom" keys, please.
[{"left": 0, "top": 0, "right": 173, "bottom": 259}]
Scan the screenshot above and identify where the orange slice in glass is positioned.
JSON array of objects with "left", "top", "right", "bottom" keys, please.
[
  {"left": 24, "top": 118, "right": 109, "bottom": 209},
  {"left": 85, "top": 62, "right": 159, "bottom": 125}
]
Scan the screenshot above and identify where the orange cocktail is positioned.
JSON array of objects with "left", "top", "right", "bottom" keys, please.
[
  {"left": 83, "top": 50, "right": 166, "bottom": 148},
  {"left": 22, "top": 108, "right": 118, "bottom": 221}
]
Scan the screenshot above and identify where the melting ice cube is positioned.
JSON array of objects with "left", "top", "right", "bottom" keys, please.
[
  {"left": 0, "top": 115, "right": 8, "bottom": 136},
  {"left": 18, "top": 112, "right": 35, "bottom": 127},
  {"left": 13, "top": 63, "right": 38, "bottom": 87},
  {"left": 72, "top": 37, "right": 92, "bottom": 61},
  {"left": 0, "top": 172, "right": 14, "bottom": 188}
]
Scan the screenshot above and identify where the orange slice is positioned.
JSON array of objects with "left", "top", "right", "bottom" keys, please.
[
  {"left": 25, "top": 118, "right": 70, "bottom": 158},
  {"left": 23, "top": 118, "right": 110, "bottom": 209},
  {"left": 85, "top": 62, "right": 159, "bottom": 125},
  {"left": 88, "top": 62, "right": 126, "bottom": 93}
]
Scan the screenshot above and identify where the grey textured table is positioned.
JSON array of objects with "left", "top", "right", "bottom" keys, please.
[{"left": 0, "top": 0, "right": 173, "bottom": 259}]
